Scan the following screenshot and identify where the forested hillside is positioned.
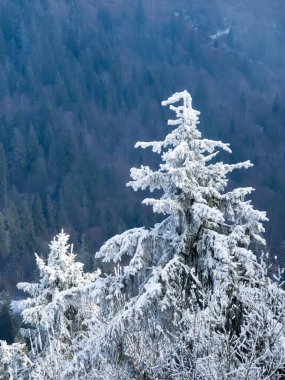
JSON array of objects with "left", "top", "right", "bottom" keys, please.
[{"left": 0, "top": 0, "right": 285, "bottom": 292}]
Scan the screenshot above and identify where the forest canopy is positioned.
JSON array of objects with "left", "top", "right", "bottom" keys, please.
[{"left": 0, "top": 0, "right": 285, "bottom": 292}]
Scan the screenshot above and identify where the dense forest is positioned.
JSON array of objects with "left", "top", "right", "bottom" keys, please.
[{"left": 0, "top": 0, "right": 285, "bottom": 292}]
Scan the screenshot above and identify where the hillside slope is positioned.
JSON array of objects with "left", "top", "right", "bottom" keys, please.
[{"left": 0, "top": 0, "right": 284, "bottom": 291}]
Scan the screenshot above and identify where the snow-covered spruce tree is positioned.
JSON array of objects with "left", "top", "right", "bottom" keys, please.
[
  {"left": 0, "top": 341, "right": 30, "bottom": 380},
  {"left": 2, "top": 91, "right": 285, "bottom": 379},
  {"left": 5, "top": 231, "right": 100, "bottom": 379},
  {"left": 89, "top": 91, "right": 285, "bottom": 379}
]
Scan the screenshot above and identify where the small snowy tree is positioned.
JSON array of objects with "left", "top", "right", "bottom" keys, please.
[
  {"left": 18, "top": 231, "right": 97, "bottom": 325},
  {"left": 0, "top": 341, "right": 30, "bottom": 380},
  {"left": 10, "top": 232, "right": 100, "bottom": 379}
]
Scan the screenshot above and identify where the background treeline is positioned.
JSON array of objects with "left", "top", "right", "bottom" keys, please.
[{"left": 0, "top": 0, "right": 285, "bottom": 292}]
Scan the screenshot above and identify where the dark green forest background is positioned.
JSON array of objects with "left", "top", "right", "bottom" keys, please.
[{"left": 0, "top": 0, "right": 285, "bottom": 293}]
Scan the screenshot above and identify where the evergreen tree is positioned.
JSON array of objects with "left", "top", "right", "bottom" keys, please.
[
  {"left": 6, "top": 203, "right": 23, "bottom": 259},
  {"left": 0, "top": 144, "right": 7, "bottom": 209},
  {"left": 16, "top": 232, "right": 100, "bottom": 379},
  {"left": 20, "top": 199, "right": 36, "bottom": 254},
  {"left": 90, "top": 91, "right": 285, "bottom": 378},
  {"left": 272, "top": 93, "right": 281, "bottom": 115},
  {"left": 32, "top": 193, "right": 47, "bottom": 237},
  {"left": 135, "top": 0, "right": 146, "bottom": 28},
  {"left": 27, "top": 125, "right": 40, "bottom": 164},
  {"left": 31, "top": 146, "right": 48, "bottom": 191},
  {"left": 12, "top": 129, "right": 27, "bottom": 171},
  {"left": 45, "top": 195, "right": 56, "bottom": 234},
  {"left": 0, "top": 341, "right": 29, "bottom": 380},
  {"left": 0, "top": 292, "right": 18, "bottom": 344},
  {"left": 0, "top": 212, "right": 9, "bottom": 260}
]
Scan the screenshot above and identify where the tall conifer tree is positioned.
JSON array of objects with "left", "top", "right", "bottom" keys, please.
[{"left": 2, "top": 92, "right": 285, "bottom": 379}]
